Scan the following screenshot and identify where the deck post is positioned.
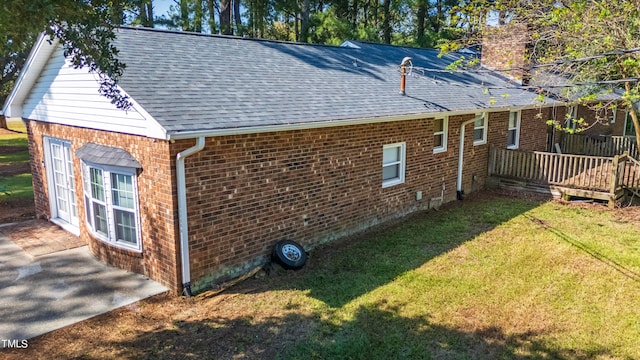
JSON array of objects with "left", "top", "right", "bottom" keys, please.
[
  {"left": 609, "top": 154, "right": 623, "bottom": 208},
  {"left": 488, "top": 145, "right": 496, "bottom": 175}
]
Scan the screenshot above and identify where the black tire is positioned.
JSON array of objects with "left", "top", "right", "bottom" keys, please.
[{"left": 272, "top": 240, "right": 308, "bottom": 270}]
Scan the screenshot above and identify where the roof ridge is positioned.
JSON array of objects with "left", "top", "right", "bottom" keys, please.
[
  {"left": 117, "top": 26, "right": 355, "bottom": 50},
  {"left": 348, "top": 40, "right": 440, "bottom": 53}
]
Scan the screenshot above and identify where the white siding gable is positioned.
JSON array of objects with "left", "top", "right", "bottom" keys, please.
[{"left": 22, "top": 47, "right": 166, "bottom": 139}]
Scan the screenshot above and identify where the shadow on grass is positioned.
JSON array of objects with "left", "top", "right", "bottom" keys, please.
[
  {"left": 523, "top": 214, "right": 640, "bottom": 283},
  {"left": 104, "top": 301, "right": 611, "bottom": 360},
  {"left": 264, "top": 195, "right": 547, "bottom": 308}
]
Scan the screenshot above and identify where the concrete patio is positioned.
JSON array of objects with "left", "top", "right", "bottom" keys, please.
[{"left": 0, "top": 221, "right": 167, "bottom": 343}]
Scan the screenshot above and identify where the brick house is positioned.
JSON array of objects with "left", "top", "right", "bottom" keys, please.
[{"left": 4, "top": 27, "right": 573, "bottom": 294}]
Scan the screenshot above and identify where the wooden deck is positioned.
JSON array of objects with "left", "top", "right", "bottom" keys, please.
[
  {"left": 560, "top": 134, "right": 639, "bottom": 159},
  {"left": 488, "top": 147, "right": 640, "bottom": 207}
]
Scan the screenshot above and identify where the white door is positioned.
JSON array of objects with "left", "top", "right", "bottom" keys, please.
[{"left": 48, "top": 139, "right": 79, "bottom": 227}]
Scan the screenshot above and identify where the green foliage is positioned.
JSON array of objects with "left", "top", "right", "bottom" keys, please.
[
  {"left": 308, "top": 9, "right": 353, "bottom": 45},
  {"left": 1, "top": 0, "right": 137, "bottom": 109},
  {"left": 444, "top": 0, "right": 640, "bottom": 144},
  {"left": 0, "top": 129, "right": 32, "bottom": 201}
]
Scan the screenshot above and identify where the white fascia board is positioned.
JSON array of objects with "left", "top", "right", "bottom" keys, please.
[
  {"left": 124, "top": 90, "right": 168, "bottom": 140},
  {"left": 167, "top": 103, "right": 557, "bottom": 140},
  {"left": 2, "top": 33, "right": 58, "bottom": 119}
]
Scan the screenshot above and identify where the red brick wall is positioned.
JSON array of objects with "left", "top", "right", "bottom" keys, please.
[
  {"left": 519, "top": 108, "right": 552, "bottom": 151},
  {"left": 578, "top": 105, "right": 626, "bottom": 136},
  {"left": 26, "top": 121, "right": 181, "bottom": 293},
  {"left": 481, "top": 24, "right": 529, "bottom": 82},
  {"left": 175, "top": 111, "right": 549, "bottom": 291},
  {"left": 24, "top": 109, "right": 551, "bottom": 294}
]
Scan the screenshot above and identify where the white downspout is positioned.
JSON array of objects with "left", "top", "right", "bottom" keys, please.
[
  {"left": 176, "top": 137, "right": 205, "bottom": 296},
  {"left": 457, "top": 114, "right": 484, "bottom": 200}
]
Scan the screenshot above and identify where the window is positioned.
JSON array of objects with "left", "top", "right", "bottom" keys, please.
[
  {"left": 473, "top": 114, "right": 487, "bottom": 145},
  {"left": 433, "top": 117, "right": 448, "bottom": 153},
  {"left": 507, "top": 111, "right": 520, "bottom": 149},
  {"left": 625, "top": 109, "right": 636, "bottom": 137},
  {"left": 566, "top": 105, "right": 578, "bottom": 131},
  {"left": 82, "top": 162, "right": 141, "bottom": 251},
  {"left": 382, "top": 142, "right": 406, "bottom": 188}
]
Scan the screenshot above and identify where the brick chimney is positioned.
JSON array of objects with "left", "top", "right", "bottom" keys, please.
[{"left": 481, "top": 24, "right": 531, "bottom": 84}]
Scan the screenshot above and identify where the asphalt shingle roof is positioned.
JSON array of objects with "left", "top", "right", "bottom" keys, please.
[
  {"left": 114, "top": 27, "right": 552, "bottom": 134},
  {"left": 76, "top": 143, "right": 142, "bottom": 168}
]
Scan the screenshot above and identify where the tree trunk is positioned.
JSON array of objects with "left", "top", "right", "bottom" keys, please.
[
  {"left": 371, "top": 0, "right": 378, "bottom": 27},
  {"left": 180, "top": 0, "right": 191, "bottom": 31},
  {"left": 382, "top": 0, "right": 391, "bottom": 44},
  {"left": 0, "top": 115, "right": 7, "bottom": 130},
  {"left": 300, "top": 0, "right": 310, "bottom": 42},
  {"left": 220, "top": 0, "right": 232, "bottom": 35},
  {"left": 110, "top": 0, "right": 125, "bottom": 25},
  {"left": 625, "top": 82, "right": 640, "bottom": 151},
  {"left": 206, "top": 0, "right": 218, "bottom": 34},
  {"left": 146, "top": 0, "right": 154, "bottom": 27},
  {"left": 351, "top": 0, "right": 358, "bottom": 27},
  {"left": 194, "top": 0, "right": 203, "bottom": 32},
  {"left": 416, "top": 0, "right": 426, "bottom": 45},
  {"left": 138, "top": 2, "right": 148, "bottom": 26},
  {"left": 138, "top": 0, "right": 154, "bottom": 27},
  {"left": 234, "top": 0, "right": 242, "bottom": 36},
  {"left": 434, "top": 0, "right": 443, "bottom": 33}
]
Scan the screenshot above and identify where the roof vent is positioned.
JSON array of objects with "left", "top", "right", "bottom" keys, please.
[{"left": 399, "top": 57, "right": 412, "bottom": 96}]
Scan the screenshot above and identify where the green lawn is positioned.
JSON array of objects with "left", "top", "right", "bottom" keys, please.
[
  {"left": 0, "top": 121, "right": 32, "bottom": 202},
  {"left": 271, "top": 197, "right": 640, "bottom": 359},
  {"left": 3, "top": 191, "right": 640, "bottom": 359}
]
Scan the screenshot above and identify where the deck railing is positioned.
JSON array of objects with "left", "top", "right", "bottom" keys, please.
[
  {"left": 488, "top": 147, "right": 626, "bottom": 192},
  {"left": 621, "top": 156, "right": 640, "bottom": 193},
  {"left": 560, "top": 134, "right": 638, "bottom": 159}
]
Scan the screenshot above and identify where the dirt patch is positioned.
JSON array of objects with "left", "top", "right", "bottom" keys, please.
[
  {"left": 0, "top": 198, "right": 35, "bottom": 224},
  {"left": 612, "top": 204, "right": 640, "bottom": 225},
  {"left": 0, "top": 162, "right": 31, "bottom": 177},
  {"left": 0, "top": 145, "right": 27, "bottom": 153},
  {"left": 0, "top": 128, "right": 25, "bottom": 135}
]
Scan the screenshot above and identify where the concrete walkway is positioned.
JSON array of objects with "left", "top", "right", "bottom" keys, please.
[{"left": 0, "top": 232, "right": 167, "bottom": 342}]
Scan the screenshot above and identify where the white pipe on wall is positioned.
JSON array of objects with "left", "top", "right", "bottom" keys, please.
[
  {"left": 176, "top": 136, "right": 205, "bottom": 296},
  {"left": 457, "top": 114, "right": 484, "bottom": 200}
]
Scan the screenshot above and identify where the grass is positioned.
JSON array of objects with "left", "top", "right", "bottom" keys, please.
[
  {"left": 0, "top": 120, "right": 32, "bottom": 202},
  {"left": 277, "top": 198, "right": 640, "bottom": 359},
  {"left": 4, "top": 194, "right": 640, "bottom": 359}
]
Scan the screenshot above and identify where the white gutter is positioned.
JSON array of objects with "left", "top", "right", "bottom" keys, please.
[
  {"left": 457, "top": 114, "right": 485, "bottom": 200},
  {"left": 166, "top": 104, "right": 550, "bottom": 140},
  {"left": 176, "top": 136, "right": 205, "bottom": 296}
]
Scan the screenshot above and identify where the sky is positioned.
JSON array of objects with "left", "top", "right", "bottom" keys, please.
[{"left": 153, "top": 0, "right": 173, "bottom": 20}]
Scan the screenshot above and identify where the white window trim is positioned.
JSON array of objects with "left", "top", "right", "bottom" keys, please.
[
  {"left": 382, "top": 142, "right": 406, "bottom": 188},
  {"left": 473, "top": 113, "right": 488, "bottom": 146},
  {"left": 610, "top": 108, "right": 617, "bottom": 124},
  {"left": 433, "top": 117, "right": 448, "bottom": 154},
  {"left": 82, "top": 161, "right": 142, "bottom": 252},
  {"left": 507, "top": 111, "right": 521, "bottom": 149},
  {"left": 42, "top": 136, "right": 80, "bottom": 235}
]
